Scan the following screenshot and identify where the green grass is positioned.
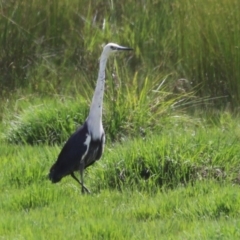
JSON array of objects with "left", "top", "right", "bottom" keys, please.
[
  {"left": 1, "top": 0, "right": 239, "bottom": 106},
  {"left": 1, "top": 0, "right": 240, "bottom": 238},
  {"left": 91, "top": 121, "right": 240, "bottom": 191},
  {"left": 3, "top": 97, "right": 89, "bottom": 144},
  {"left": 2, "top": 72, "right": 185, "bottom": 144},
  {"left": 1, "top": 184, "right": 240, "bottom": 239},
  {"left": 1, "top": 119, "right": 240, "bottom": 239}
]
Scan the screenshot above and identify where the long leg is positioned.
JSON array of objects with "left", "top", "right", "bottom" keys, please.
[
  {"left": 79, "top": 161, "right": 89, "bottom": 194},
  {"left": 70, "top": 172, "right": 90, "bottom": 194}
]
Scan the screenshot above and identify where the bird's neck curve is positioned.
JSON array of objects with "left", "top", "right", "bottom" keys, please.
[{"left": 87, "top": 53, "right": 108, "bottom": 138}]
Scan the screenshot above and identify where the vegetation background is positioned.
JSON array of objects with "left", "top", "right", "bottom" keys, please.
[{"left": 1, "top": 0, "right": 240, "bottom": 239}]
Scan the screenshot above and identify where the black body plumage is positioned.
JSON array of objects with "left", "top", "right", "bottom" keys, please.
[{"left": 49, "top": 122, "right": 104, "bottom": 185}]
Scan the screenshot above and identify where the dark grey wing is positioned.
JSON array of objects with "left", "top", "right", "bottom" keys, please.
[{"left": 49, "top": 122, "right": 90, "bottom": 182}]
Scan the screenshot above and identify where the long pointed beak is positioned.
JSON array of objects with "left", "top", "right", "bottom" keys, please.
[{"left": 117, "top": 46, "right": 133, "bottom": 51}]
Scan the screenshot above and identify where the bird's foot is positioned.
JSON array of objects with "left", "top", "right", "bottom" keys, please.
[{"left": 82, "top": 185, "right": 91, "bottom": 194}]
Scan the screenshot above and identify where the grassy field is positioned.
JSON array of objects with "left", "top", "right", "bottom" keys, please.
[
  {"left": 1, "top": 121, "right": 240, "bottom": 239},
  {"left": 1, "top": 0, "right": 240, "bottom": 239}
]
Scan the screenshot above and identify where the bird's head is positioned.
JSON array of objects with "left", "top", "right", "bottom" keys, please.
[{"left": 102, "top": 43, "right": 133, "bottom": 57}]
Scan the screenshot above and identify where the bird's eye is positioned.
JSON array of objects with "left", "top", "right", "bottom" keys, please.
[{"left": 110, "top": 46, "right": 117, "bottom": 50}]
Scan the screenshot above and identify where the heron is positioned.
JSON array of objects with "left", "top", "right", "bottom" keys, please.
[{"left": 48, "top": 43, "right": 133, "bottom": 193}]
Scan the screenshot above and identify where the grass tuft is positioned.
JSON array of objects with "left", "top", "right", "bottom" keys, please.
[
  {"left": 3, "top": 98, "right": 88, "bottom": 144},
  {"left": 90, "top": 122, "right": 240, "bottom": 191}
]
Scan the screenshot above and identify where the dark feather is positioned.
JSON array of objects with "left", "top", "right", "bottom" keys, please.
[{"left": 49, "top": 122, "right": 104, "bottom": 183}]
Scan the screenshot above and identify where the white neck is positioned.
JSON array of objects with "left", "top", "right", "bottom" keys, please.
[{"left": 87, "top": 54, "right": 108, "bottom": 138}]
